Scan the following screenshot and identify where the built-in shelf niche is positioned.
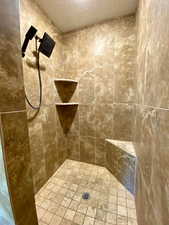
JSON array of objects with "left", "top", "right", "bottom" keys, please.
[
  {"left": 56, "top": 103, "right": 78, "bottom": 134},
  {"left": 54, "top": 79, "right": 78, "bottom": 84},
  {"left": 55, "top": 103, "right": 79, "bottom": 106},
  {"left": 54, "top": 79, "right": 78, "bottom": 103},
  {"left": 54, "top": 78, "right": 78, "bottom": 134}
]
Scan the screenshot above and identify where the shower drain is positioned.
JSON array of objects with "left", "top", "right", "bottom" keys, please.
[{"left": 82, "top": 192, "right": 90, "bottom": 200}]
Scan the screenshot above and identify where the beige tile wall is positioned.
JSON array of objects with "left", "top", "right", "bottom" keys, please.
[
  {"left": 134, "top": 0, "right": 169, "bottom": 224},
  {"left": 0, "top": 0, "right": 38, "bottom": 224},
  {"left": 20, "top": 0, "right": 68, "bottom": 193},
  {"left": 62, "top": 16, "right": 137, "bottom": 166}
]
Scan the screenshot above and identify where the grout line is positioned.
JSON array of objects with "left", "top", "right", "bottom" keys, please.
[
  {"left": 134, "top": 103, "right": 169, "bottom": 111},
  {"left": 0, "top": 109, "right": 26, "bottom": 115}
]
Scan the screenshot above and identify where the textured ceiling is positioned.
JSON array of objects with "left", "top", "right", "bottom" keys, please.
[{"left": 37, "top": 0, "right": 138, "bottom": 33}]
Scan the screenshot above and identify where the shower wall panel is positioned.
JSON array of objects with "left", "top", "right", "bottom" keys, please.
[
  {"left": 62, "top": 16, "right": 137, "bottom": 166},
  {"left": 20, "top": 0, "right": 68, "bottom": 193},
  {"left": 0, "top": 0, "right": 38, "bottom": 224},
  {"left": 135, "top": 0, "right": 169, "bottom": 224}
]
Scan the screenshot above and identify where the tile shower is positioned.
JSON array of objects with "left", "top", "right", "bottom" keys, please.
[
  {"left": 19, "top": 0, "right": 138, "bottom": 224},
  {"left": 0, "top": 0, "right": 169, "bottom": 225},
  {"left": 20, "top": 0, "right": 136, "bottom": 193}
]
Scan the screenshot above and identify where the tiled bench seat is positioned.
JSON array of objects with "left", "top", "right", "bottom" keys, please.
[{"left": 105, "top": 139, "right": 136, "bottom": 195}]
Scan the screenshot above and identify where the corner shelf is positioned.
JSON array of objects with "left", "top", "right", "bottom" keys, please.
[
  {"left": 56, "top": 103, "right": 78, "bottom": 134},
  {"left": 55, "top": 103, "right": 79, "bottom": 106},
  {"left": 54, "top": 79, "right": 78, "bottom": 84},
  {"left": 54, "top": 79, "right": 78, "bottom": 103},
  {"left": 54, "top": 79, "right": 78, "bottom": 134}
]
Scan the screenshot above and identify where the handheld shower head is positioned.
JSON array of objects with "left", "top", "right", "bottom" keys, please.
[
  {"left": 26, "top": 26, "right": 37, "bottom": 40},
  {"left": 22, "top": 26, "right": 37, "bottom": 57}
]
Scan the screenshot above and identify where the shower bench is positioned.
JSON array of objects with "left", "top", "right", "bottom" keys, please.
[{"left": 105, "top": 139, "right": 136, "bottom": 195}]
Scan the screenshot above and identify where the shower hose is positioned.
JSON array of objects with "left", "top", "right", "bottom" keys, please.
[{"left": 25, "top": 37, "right": 42, "bottom": 110}]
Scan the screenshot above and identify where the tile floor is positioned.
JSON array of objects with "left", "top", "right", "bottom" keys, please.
[{"left": 35, "top": 160, "right": 138, "bottom": 225}]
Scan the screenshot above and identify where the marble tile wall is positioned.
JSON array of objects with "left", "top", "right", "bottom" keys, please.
[
  {"left": 0, "top": 0, "right": 38, "bottom": 224},
  {"left": 20, "top": 0, "right": 68, "bottom": 193},
  {"left": 134, "top": 0, "right": 169, "bottom": 224},
  {"left": 62, "top": 16, "right": 137, "bottom": 166}
]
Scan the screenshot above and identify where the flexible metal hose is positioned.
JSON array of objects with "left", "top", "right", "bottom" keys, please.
[{"left": 24, "top": 38, "right": 42, "bottom": 110}]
